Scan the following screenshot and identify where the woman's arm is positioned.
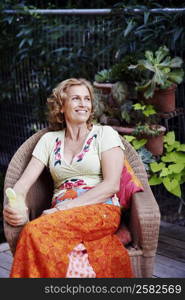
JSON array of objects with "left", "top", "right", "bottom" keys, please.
[
  {"left": 13, "top": 156, "right": 45, "bottom": 197},
  {"left": 54, "top": 146, "right": 124, "bottom": 211},
  {"left": 3, "top": 156, "right": 45, "bottom": 226}
]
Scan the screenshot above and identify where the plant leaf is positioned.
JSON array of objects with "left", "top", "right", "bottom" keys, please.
[
  {"left": 123, "top": 135, "right": 136, "bottom": 142},
  {"left": 160, "top": 167, "right": 172, "bottom": 177},
  {"left": 132, "top": 138, "right": 147, "bottom": 150},
  {"left": 167, "top": 69, "right": 184, "bottom": 84},
  {"left": 150, "top": 162, "right": 165, "bottom": 172},
  {"left": 124, "top": 19, "right": 136, "bottom": 37},
  {"left": 149, "top": 175, "right": 162, "bottom": 185},
  {"left": 168, "top": 163, "right": 185, "bottom": 174},
  {"left": 168, "top": 57, "right": 183, "bottom": 68},
  {"left": 164, "top": 131, "right": 175, "bottom": 145},
  {"left": 163, "top": 178, "right": 181, "bottom": 197},
  {"left": 177, "top": 144, "right": 185, "bottom": 152}
]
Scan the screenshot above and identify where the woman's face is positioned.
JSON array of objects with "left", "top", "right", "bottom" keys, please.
[{"left": 61, "top": 84, "right": 92, "bottom": 126}]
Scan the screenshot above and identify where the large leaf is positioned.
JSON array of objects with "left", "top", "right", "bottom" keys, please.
[
  {"left": 160, "top": 167, "right": 172, "bottom": 177},
  {"left": 177, "top": 144, "right": 185, "bottom": 152},
  {"left": 138, "top": 59, "right": 155, "bottom": 72},
  {"left": 141, "top": 80, "right": 156, "bottom": 99},
  {"left": 161, "top": 152, "right": 185, "bottom": 163},
  {"left": 158, "top": 56, "right": 173, "bottom": 67},
  {"left": 168, "top": 163, "right": 185, "bottom": 174},
  {"left": 164, "top": 131, "right": 175, "bottom": 145},
  {"left": 167, "top": 69, "right": 184, "bottom": 84},
  {"left": 153, "top": 69, "right": 167, "bottom": 86},
  {"left": 124, "top": 19, "right": 136, "bottom": 37},
  {"left": 172, "top": 152, "right": 185, "bottom": 163},
  {"left": 149, "top": 175, "right": 162, "bottom": 185},
  {"left": 133, "top": 103, "right": 145, "bottom": 110},
  {"left": 168, "top": 57, "right": 183, "bottom": 68},
  {"left": 132, "top": 138, "right": 147, "bottom": 150},
  {"left": 124, "top": 135, "right": 136, "bottom": 142},
  {"left": 150, "top": 162, "right": 165, "bottom": 172},
  {"left": 145, "top": 50, "right": 154, "bottom": 64},
  {"left": 143, "top": 105, "right": 156, "bottom": 117},
  {"left": 154, "top": 45, "right": 169, "bottom": 64},
  {"left": 163, "top": 178, "right": 181, "bottom": 197},
  {"left": 164, "top": 144, "right": 175, "bottom": 152}
]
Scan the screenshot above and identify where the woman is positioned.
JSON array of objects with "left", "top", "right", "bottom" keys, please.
[{"left": 3, "top": 78, "right": 133, "bottom": 278}]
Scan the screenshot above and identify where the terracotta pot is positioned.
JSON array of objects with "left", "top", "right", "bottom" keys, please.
[
  {"left": 111, "top": 126, "right": 135, "bottom": 134},
  {"left": 139, "top": 125, "right": 166, "bottom": 156},
  {"left": 145, "top": 132, "right": 165, "bottom": 156},
  {"left": 93, "top": 82, "right": 113, "bottom": 94},
  {"left": 93, "top": 82, "right": 116, "bottom": 107},
  {"left": 144, "top": 84, "right": 177, "bottom": 113},
  {"left": 112, "top": 125, "right": 166, "bottom": 156}
]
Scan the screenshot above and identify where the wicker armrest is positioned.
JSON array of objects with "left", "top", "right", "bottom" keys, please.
[{"left": 129, "top": 184, "right": 161, "bottom": 257}]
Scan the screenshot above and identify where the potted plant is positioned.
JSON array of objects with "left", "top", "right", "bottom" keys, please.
[
  {"left": 115, "top": 102, "right": 166, "bottom": 156},
  {"left": 149, "top": 131, "right": 185, "bottom": 199},
  {"left": 93, "top": 54, "right": 140, "bottom": 98},
  {"left": 93, "top": 69, "right": 114, "bottom": 93},
  {"left": 93, "top": 80, "right": 130, "bottom": 126},
  {"left": 131, "top": 123, "right": 166, "bottom": 156},
  {"left": 128, "top": 45, "right": 184, "bottom": 112},
  {"left": 124, "top": 135, "right": 156, "bottom": 174}
]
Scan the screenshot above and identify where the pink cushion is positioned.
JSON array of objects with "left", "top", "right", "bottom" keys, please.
[{"left": 116, "top": 159, "right": 144, "bottom": 209}]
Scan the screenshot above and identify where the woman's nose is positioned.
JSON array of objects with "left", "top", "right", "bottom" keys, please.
[{"left": 79, "top": 98, "right": 86, "bottom": 106}]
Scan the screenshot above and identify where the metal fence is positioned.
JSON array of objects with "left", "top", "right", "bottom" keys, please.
[{"left": 0, "top": 9, "right": 185, "bottom": 172}]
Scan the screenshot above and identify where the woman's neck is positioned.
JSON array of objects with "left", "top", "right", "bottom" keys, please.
[{"left": 65, "top": 123, "right": 90, "bottom": 141}]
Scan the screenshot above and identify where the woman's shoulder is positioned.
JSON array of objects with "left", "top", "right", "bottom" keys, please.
[
  {"left": 41, "top": 129, "right": 65, "bottom": 139},
  {"left": 93, "top": 124, "right": 118, "bottom": 137},
  {"left": 37, "top": 130, "right": 65, "bottom": 145}
]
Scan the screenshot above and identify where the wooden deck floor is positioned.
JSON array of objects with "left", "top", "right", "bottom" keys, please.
[{"left": 0, "top": 221, "right": 185, "bottom": 278}]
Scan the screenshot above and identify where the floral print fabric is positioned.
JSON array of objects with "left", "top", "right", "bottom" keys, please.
[
  {"left": 10, "top": 202, "right": 133, "bottom": 278},
  {"left": 76, "top": 134, "right": 97, "bottom": 162}
]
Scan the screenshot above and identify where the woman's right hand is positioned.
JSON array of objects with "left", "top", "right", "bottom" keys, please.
[{"left": 3, "top": 205, "right": 29, "bottom": 227}]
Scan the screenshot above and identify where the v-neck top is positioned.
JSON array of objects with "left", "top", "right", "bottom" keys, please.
[{"left": 32, "top": 124, "right": 125, "bottom": 199}]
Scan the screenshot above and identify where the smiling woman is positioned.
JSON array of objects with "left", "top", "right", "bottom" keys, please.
[
  {"left": 3, "top": 78, "right": 133, "bottom": 278},
  {"left": 47, "top": 78, "right": 95, "bottom": 131}
]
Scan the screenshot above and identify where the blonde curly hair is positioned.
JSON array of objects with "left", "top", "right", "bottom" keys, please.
[{"left": 47, "top": 78, "right": 95, "bottom": 131}]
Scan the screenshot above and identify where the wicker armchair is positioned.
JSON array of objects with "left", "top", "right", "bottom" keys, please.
[{"left": 3, "top": 128, "right": 160, "bottom": 278}]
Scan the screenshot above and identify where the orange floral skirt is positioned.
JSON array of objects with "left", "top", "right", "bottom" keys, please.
[{"left": 10, "top": 203, "right": 133, "bottom": 278}]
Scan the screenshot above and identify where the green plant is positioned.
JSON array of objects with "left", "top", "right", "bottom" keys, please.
[
  {"left": 124, "top": 135, "right": 147, "bottom": 150},
  {"left": 131, "top": 102, "right": 163, "bottom": 137},
  {"left": 94, "top": 80, "right": 130, "bottom": 125},
  {"left": 132, "top": 124, "right": 163, "bottom": 137},
  {"left": 110, "top": 54, "right": 140, "bottom": 82},
  {"left": 111, "top": 81, "right": 129, "bottom": 105},
  {"left": 124, "top": 135, "right": 155, "bottom": 171},
  {"left": 133, "top": 101, "right": 158, "bottom": 122},
  {"left": 128, "top": 45, "right": 184, "bottom": 99},
  {"left": 94, "top": 69, "right": 112, "bottom": 83},
  {"left": 149, "top": 131, "right": 185, "bottom": 198}
]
